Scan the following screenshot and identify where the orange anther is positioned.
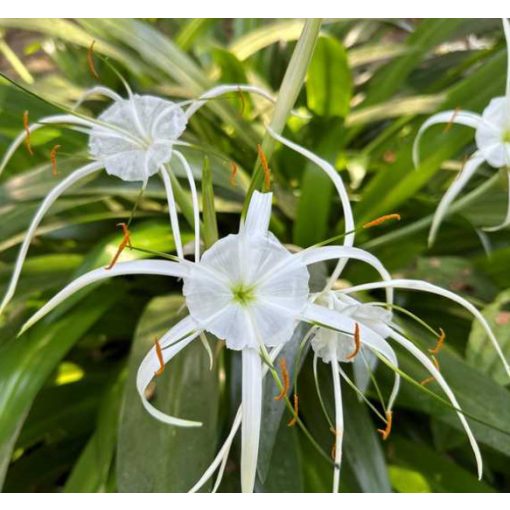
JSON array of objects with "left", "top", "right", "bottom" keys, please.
[
  {"left": 274, "top": 357, "right": 290, "bottom": 401},
  {"left": 288, "top": 393, "right": 299, "bottom": 427},
  {"left": 87, "top": 40, "right": 99, "bottom": 80},
  {"left": 331, "top": 442, "right": 336, "bottom": 460},
  {"left": 105, "top": 222, "right": 132, "bottom": 270},
  {"left": 346, "top": 323, "right": 361, "bottom": 360},
  {"left": 421, "top": 356, "right": 440, "bottom": 386},
  {"left": 444, "top": 106, "right": 460, "bottom": 133},
  {"left": 257, "top": 144, "right": 271, "bottom": 192},
  {"left": 23, "top": 110, "right": 33, "bottom": 156},
  {"left": 363, "top": 214, "right": 401, "bottom": 229},
  {"left": 154, "top": 338, "right": 165, "bottom": 376},
  {"left": 377, "top": 410, "right": 393, "bottom": 440},
  {"left": 230, "top": 161, "right": 238, "bottom": 187},
  {"left": 429, "top": 328, "right": 446, "bottom": 355},
  {"left": 50, "top": 144, "right": 61, "bottom": 176}
]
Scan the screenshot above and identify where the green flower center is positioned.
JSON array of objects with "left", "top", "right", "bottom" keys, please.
[
  {"left": 503, "top": 130, "right": 510, "bottom": 143},
  {"left": 231, "top": 282, "right": 257, "bottom": 306}
]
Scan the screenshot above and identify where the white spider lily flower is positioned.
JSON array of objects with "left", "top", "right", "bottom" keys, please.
[
  {"left": 309, "top": 277, "right": 510, "bottom": 488},
  {"left": 413, "top": 18, "right": 510, "bottom": 244},
  {"left": 0, "top": 83, "right": 277, "bottom": 316},
  {"left": 19, "top": 190, "right": 391, "bottom": 493}
]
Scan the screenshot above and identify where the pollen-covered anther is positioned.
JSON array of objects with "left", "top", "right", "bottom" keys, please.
[
  {"left": 287, "top": 393, "right": 299, "bottom": 427},
  {"left": 23, "top": 110, "right": 33, "bottom": 156},
  {"left": 105, "top": 222, "right": 132, "bottom": 270},
  {"left": 257, "top": 144, "right": 271, "bottom": 192},
  {"left": 87, "top": 40, "right": 99, "bottom": 80},
  {"left": 421, "top": 355, "right": 440, "bottom": 386},
  {"left": 274, "top": 357, "right": 290, "bottom": 401},
  {"left": 429, "top": 327, "right": 446, "bottom": 355},
  {"left": 377, "top": 410, "right": 393, "bottom": 440},
  {"left": 230, "top": 161, "right": 238, "bottom": 187},
  {"left": 444, "top": 106, "right": 460, "bottom": 133},
  {"left": 363, "top": 213, "right": 401, "bottom": 229},
  {"left": 50, "top": 144, "right": 61, "bottom": 176},
  {"left": 346, "top": 323, "right": 361, "bottom": 360},
  {"left": 154, "top": 338, "right": 165, "bottom": 376}
]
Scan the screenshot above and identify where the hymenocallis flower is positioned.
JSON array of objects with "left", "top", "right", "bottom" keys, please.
[
  {"left": 19, "top": 190, "right": 393, "bottom": 493},
  {"left": 413, "top": 18, "right": 510, "bottom": 245},
  {"left": 309, "top": 279, "right": 510, "bottom": 491},
  {"left": 0, "top": 81, "right": 277, "bottom": 316}
]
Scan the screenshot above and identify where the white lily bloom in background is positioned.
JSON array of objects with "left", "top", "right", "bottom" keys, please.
[
  {"left": 0, "top": 82, "right": 277, "bottom": 316},
  {"left": 413, "top": 18, "right": 510, "bottom": 245},
  {"left": 19, "top": 190, "right": 394, "bottom": 493},
  {"left": 310, "top": 278, "right": 510, "bottom": 489}
]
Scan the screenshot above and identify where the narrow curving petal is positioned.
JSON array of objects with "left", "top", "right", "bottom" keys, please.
[
  {"left": 429, "top": 152, "right": 485, "bottom": 246},
  {"left": 19, "top": 260, "right": 189, "bottom": 335},
  {"left": 188, "top": 344, "right": 284, "bottom": 493},
  {"left": 483, "top": 167, "right": 510, "bottom": 232},
  {"left": 504, "top": 18, "right": 510, "bottom": 97},
  {"left": 174, "top": 150, "right": 201, "bottom": 261},
  {"left": 241, "top": 347, "right": 263, "bottom": 493},
  {"left": 413, "top": 110, "right": 482, "bottom": 168},
  {"left": 0, "top": 114, "right": 96, "bottom": 176},
  {"left": 73, "top": 86, "right": 122, "bottom": 110},
  {"left": 0, "top": 161, "right": 104, "bottom": 317},
  {"left": 160, "top": 166, "right": 184, "bottom": 259},
  {"left": 242, "top": 190, "right": 273, "bottom": 236},
  {"left": 387, "top": 327, "right": 483, "bottom": 480},
  {"left": 185, "top": 84, "right": 277, "bottom": 119},
  {"left": 330, "top": 356, "right": 344, "bottom": 493},
  {"left": 339, "top": 279, "right": 510, "bottom": 378},
  {"left": 137, "top": 324, "right": 202, "bottom": 427},
  {"left": 266, "top": 128, "right": 354, "bottom": 284}
]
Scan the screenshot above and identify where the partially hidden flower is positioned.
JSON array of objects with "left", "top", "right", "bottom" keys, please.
[
  {"left": 0, "top": 83, "right": 277, "bottom": 316},
  {"left": 413, "top": 18, "right": 510, "bottom": 245}
]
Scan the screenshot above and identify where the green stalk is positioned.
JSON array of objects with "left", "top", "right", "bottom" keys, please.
[{"left": 242, "top": 18, "right": 322, "bottom": 216}]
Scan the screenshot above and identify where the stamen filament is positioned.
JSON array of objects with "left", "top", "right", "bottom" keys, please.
[
  {"left": 105, "top": 223, "right": 132, "bottom": 270},
  {"left": 363, "top": 214, "right": 401, "bottom": 229},
  {"left": 257, "top": 144, "right": 271, "bottom": 192},
  {"left": 346, "top": 323, "right": 361, "bottom": 360},
  {"left": 429, "top": 327, "right": 446, "bottom": 355},
  {"left": 49, "top": 144, "right": 61, "bottom": 176},
  {"left": 154, "top": 338, "right": 165, "bottom": 376},
  {"left": 87, "top": 40, "right": 99, "bottom": 80},
  {"left": 23, "top": 110, "right": 33, "bottom": 156},
  {"left": 230, "top": 161, "right": 238, "bottom": 187},
  {"left": 288, "top": 393, "right": 299, "bottom": 427},
  {"left": 274, "top": 357, "right": 290, "bottom": 400},
  {"left": 377, "top": 410, "right": 393, "bottom": 440}
]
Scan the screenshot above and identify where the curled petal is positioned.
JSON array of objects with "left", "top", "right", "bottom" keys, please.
[
  {"left": 242, "top": 190, "right": 273, "bottom": 237},
  {"left": 160, "top": 166, "right": 184, "bottom": 259},
  {"left": 483, "top": 168, "right": 510, "bottom": 232},
  {"left": 428, "top": 152, "right": 485, "bottom": 246},
  {"left": 0, "top": 161, "right": 103, "bottom": 317},
  {"left": 413, "top": 110, "right": 482, "bottom": 168},
  {"left": 19, "top": 260, "right": 189, "bottom": 335}
]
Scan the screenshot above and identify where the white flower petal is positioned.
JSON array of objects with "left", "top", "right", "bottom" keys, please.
[
  {"left": 428, "top": 151, "right": 485, "bottom": 246},
  {"left": 353, "top": 349, "right": 378, "bottom": 395},
  {"left": 387, "top": 327, "right": 483, "bottom": 480},
  {"left": 185, "top": 84, "right": 277, "bottom": 119},
  {"left": 0, "top": 161, "right": 103, "bottom": 317},
  {"left": 241, "top": 190, "right": 272, "bottom": 237},
  {"left": 174, "top": 150, "right": 201, "bottom": 261},
  {"left": 340, "top": 279, "right": 510, "bottom": 378},
  {"left": 267, "top": 128, "right": 354, "bottom": 283},
  {"left": 241, "top": 348, "right": 263, "bottom": 493},
  {"left": 330, "top": 358, "right": 344, "bottom": 493},
  {"left": 136, "top": 320, "right": 202, "bottom": 427},
  {"left": 0, "top": 114, "right": 96, "bottom": 177},
  {"left": 160, "top": 166, "right": 184, "bottom": 259},
  {"left": 504, "top": 18, "right": 510, "bottom": 97},
  {"left": 413, "top": 110, "right": 482, "bottom": 168},
  {"left": 73, "top": 86, "right": 122, "bottom": 110},
  {"left": 19, "top": 260, "right": 189, "bottom": 335}
]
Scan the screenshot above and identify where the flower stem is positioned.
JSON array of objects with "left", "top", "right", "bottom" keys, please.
[{"left": 242, "top": 18, "right": 322, "bottom": 216}]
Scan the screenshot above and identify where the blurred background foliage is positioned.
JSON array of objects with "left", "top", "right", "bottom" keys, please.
[{"left": 0, "top": 18, "right": 509, "bottom": 493}]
